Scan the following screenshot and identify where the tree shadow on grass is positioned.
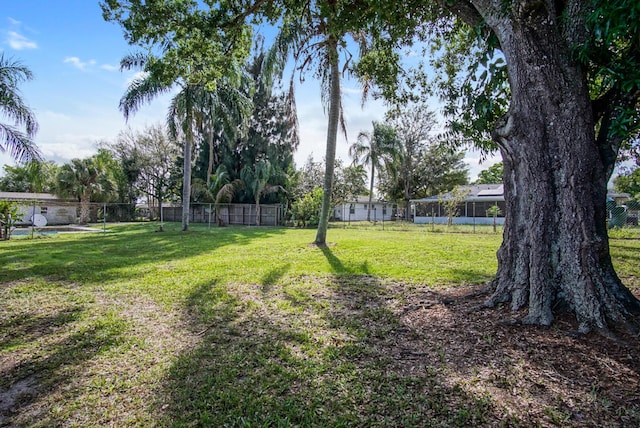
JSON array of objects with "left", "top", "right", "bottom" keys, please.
[
  {"left": 261, "top": 263, "right": 291, "bottom": 293},
  {"left": 0, "top": 224, "right": 287, "bottom": 285},
  {"left": 0, "top": 306, "right": 126, "bottom": 426},
  {"left": 318, "top": 244, "right": 370, "bottom": 276},
  {"left": 152, "top": 246, "right": 517, "bottom": 426},
  {"left": 0, "top": 305, "right": 84, "bottom": 353}
]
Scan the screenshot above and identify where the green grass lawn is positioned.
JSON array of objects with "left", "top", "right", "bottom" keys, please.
[{"left": 1, "top": 223, "right": 638, "bottom": 427}]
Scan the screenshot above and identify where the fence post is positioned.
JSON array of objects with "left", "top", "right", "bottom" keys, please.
[
  {"left": 473, "top": 201, "right": 476, "bottom": 234},
  {"left": 31, "top": 200, "right": 36, "bottom": 239},
  {"left": 431, "top": 207, "right": 435, "bottom": 232}
]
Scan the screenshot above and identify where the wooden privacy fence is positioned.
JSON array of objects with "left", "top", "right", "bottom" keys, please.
[{"left": 161, "top": 203, "right": 285, "bottom": 226}]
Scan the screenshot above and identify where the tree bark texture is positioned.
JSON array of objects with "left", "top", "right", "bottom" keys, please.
[
  {"left": 314, "top": 38, "right": 340, "bottom": 245},
  {"left": 79, "top": 193, "right": 90, "bottom": 225},
  {"left": 181, "top": 136, "right": 192, "bottom": 232},
  {"left": 255, "top": 196, "right": 261, "bottom": 226},
  {"left": 367, "top": 165, "right": 375, "bottom": 222},
  {"left": 206, "top": 128, "right": 214, "bottom": 189},
  {"left": 469, "top": 0, "right": 640, "bottom": 332}
]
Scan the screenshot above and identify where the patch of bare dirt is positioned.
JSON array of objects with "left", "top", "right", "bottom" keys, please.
[
  {"left": 0, "top": 376, "right": 38, "bottom": 425},
  {"left": 386, "top": 284, "right": 640, "bottom": 427}
]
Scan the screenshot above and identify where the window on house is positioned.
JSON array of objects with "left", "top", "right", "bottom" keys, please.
[
  {"left": 349, "top": 204, "right": 355, "bottom": 214},
  {"left": 363, "top": 204, "right": 367, "bottom": 209},
  {"left": 40, "top": 206, "right": 48, "bottom": 214},
  {"left": 383, "top": 207, "right": 387, "bottom": 215}
]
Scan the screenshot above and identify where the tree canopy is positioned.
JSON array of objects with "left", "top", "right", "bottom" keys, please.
[
  {"left": 0, "top": 54, "right": 40, "bottom": 163},
  {"left": 376, "top": 103, "right": 468, "bottom": 214},
  {"left": 0, "top": 160, "right": 58, "bottom": 193},
  {"left": 474, "top": 162, "right": 503, "bottom": 184},
  {"left": 614, "top": 167, "right": 640, "bottom": 199}
]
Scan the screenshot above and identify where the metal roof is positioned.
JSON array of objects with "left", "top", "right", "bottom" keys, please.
[
  {"left": 0, "top": 192, "right": 72, "bottom": 202},
  {"left": 410, "top": 184, "right": 504, "bottom": 203}
]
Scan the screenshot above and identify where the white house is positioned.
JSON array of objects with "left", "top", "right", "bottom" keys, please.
[
  {"left": 410, "top": 184, "right": 506, "bottom": 225},
  {"left": 0, "top": 192, "right": 76, "bottom": 225},
  {"left": 411, "top": 184, "right": 633, "bottom": 225},
  {"left": 333, "top": 196, "right": 396, "bottom": 222}
]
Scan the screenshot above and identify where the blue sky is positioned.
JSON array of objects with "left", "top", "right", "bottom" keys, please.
[{"left": 1, "top": 1, "right": 494, "bottom": 180}]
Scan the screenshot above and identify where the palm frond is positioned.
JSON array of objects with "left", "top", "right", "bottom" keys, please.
[
  {"left": 215, "top": 179, "right": 244, "bottom": 204},
  {"left": 119, "top": 52, "right": 151, "bottom": 71},
  {"left": 0, "top": 124, "right": 41, "bottom": 163},
  {"left": 120, "top": 73, "right": 173, "bottom": 120},
  {"left": 0, "top": 54, "right": 33, "bottom": 85},
  {"left": 1, "top": 54, "right": 40, "bottom": 162},
  {"left": 0, "top": 84, "right": 39, "bottom": 136},
  {"left": 263, "top": 21, "right": 305, "bottom": 91}
]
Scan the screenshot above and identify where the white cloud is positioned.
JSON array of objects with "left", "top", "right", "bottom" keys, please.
[
  {"left": 64, "top": 56, "right": 97, "bottom": 71},
  {"left": 7, "top": 17, "right": 21, "bottom": 26},
  {"left": 63, "top": 58, "right": 120, "bottom": 73},
  {"left": 40, "top": 110, "right": 71, "bottom": 122},
  {"left": 100, "top": 64, "right": 119, "bottom": 71},
  {"left": 40, "top": 139, "right": 100, "bottom": 164},
  {"left": 7, "top": 31, "right": 37, "bottom": 50}
]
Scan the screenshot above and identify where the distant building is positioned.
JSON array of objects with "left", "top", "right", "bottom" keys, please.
[
  {"left": 411, "top": 184, "right": 506, "bottom": 225},
  {"left": 0, "top": 192, "right": 76, "bottom": 225},
  {"left": 333, "top": 196, "right": 396, "bottom": 222},
  {"left": 411, "top": 185, "right": 634, "bottom": 225}
]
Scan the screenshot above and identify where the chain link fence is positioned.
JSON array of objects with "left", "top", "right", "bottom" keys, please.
[{"left": 1, "top": 198, "right": 286, "bottom": 228}]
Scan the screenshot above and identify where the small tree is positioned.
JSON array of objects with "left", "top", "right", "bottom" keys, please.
[
  {"left": 241, "top": 158, "right": 285, "bottom": 226},
  {"left": 107, "top": 125, "right": 180, "bottom": 229},
  {"left": 440, "top": 186, "right": 471, "bottom": 227},
  {"left": 486, "top": 204, "right": 502, "bottom": 233},
  {"left": 0, "top": 200, "right": 21, "bottom": 240}
]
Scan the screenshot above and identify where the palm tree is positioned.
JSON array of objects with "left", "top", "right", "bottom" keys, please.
[
  {"left": 0, "top": 54, "right": 40, "bottom": 162},
  {"left": 167, "top": 85, "right": 199, "bottom": 231},
  {"left": 241, "top": 158, "right": 285, "bottom": 226},
  {"left": 264, "top": 5, "right": 365, "bottom": 245},
  {"left": 198, "top": 81, "right": 252, "bottom": 188},
  {"left": 349, "top": 121, "right": 398, "bottom": 221},
  {"left": 119, "top": 54, "right": 249, "bottom": 231},
  {"left": 56, "top": 156, "right": 116, "bottom": 224},
  {"left": 0, "top": 160, "right": 58, "bottom": 193},
  {"left": 118, "top": 53, "right": 194, "bottom": 230},
  {"left": 208, "top": 165, "right": 244, "bottom": 226},
  {"left": 192, "top": 165, "right": 242, "bottom": 203}
]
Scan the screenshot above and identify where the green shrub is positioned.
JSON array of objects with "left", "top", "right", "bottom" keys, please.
[
  {"left": 291, "top": 186, "right": 323, "bottom": 227},
  {"left": 0, "top": 200, "right": 23, "bottom": 240}
]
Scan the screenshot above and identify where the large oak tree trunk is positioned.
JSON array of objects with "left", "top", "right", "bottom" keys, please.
[{"left": 475, "top": 0, "right": 640, "bottom": 333}]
